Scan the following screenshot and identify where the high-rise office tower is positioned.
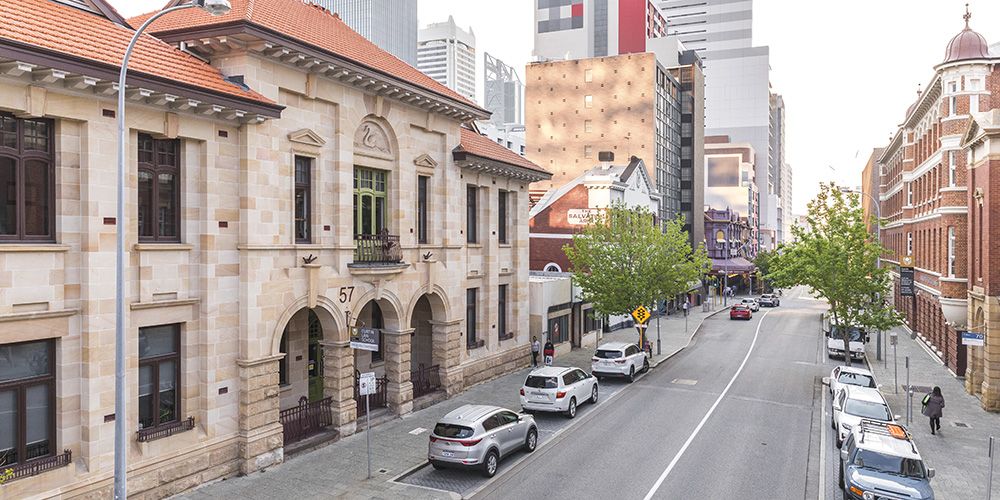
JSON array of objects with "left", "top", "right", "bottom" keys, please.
[
  {"left": 533, "top": 0, "right": 667, "bottom": 61},
  {"left": 418, "top": 16, "right": 477, "bottom": 102},
  {"left": 309, "top": 0, "right": 418, "bottom": 66},
  {"left": 484, "top": 53, "right": 524, "bottom": 126}
]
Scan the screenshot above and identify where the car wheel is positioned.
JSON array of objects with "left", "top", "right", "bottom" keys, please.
[
  {"left": 481, "top": 449, "right": 500, "bottom": 478},
  {"left": 525, "top": 427, "right": 538, "bottom": 452},
  {"left": 565, "top": 397, "right": 577, "bottom": 418},
  {"left": 590, "top": 384, "right": 599, "bottom": 404},
  {"left": 627, "top": 366, "right": 635, "bottom": 383},
  {"left": 431, "top": 460, "right": 445, "bottom": 470},
  {"left": 835, "top": 435, "right": 843, "bottom": 448},
  {"left": 643, "top": 358, "right": 650, "bottom": 373}
]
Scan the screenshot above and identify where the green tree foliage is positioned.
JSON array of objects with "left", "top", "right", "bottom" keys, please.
[
  {"left": 766, "top": 184, "right": 902, "bottom": 366},
  {"left": 753, "top": 249, "right": 778, "bottom": 292},
  {"left": 563, "top": 203, "right": 709, "bottom": 319}
]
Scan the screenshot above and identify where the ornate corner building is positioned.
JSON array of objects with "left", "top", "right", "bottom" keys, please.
[
  {"left": 0, "top": 0, "right": 551, "bottom": 497},
  {"left": 876, "top": 10, "right": 1000, "bottom": 411}
]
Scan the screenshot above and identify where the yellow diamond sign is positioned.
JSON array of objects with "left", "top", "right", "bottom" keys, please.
[{"left": 631, "top": 305, "right": 651, "bottom": 325}]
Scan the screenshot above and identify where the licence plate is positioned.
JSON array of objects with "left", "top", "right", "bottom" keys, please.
[
  {"left": 531, "top": 391, "right": 546, "bottom": 396},
  {"left": 442, "top": 451, "right": 455, "bottom": 457}
]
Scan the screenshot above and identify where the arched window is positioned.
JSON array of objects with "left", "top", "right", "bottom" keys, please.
[
  {"left": 544, "top": 263, "right": 562, "bottom": 273},
  {"left": 0, "top": 113, "right": 54, "bottom": 241}
]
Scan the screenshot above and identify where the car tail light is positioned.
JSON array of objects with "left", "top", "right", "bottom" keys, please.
[
  {"left": 519, "top": 388, "right": 525, "bottom": 396},
  {"left": 458, "top": 438, "right": 482, "bottom": 447},
  {"left": 614, "top": 359, "right": 626, "bottom": 364},
  {"left": 430, "top": 436, "right": 438, "bottom": 443},
  {"left": 556, "top": 391, "right": 566, "bottom": 399}
]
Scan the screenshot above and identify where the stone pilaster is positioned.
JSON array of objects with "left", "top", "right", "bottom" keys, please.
[
  {"left": 236, "top": 355, "right": 284, "bottom": 474},
  {"left": 383, "top": 328, "right": 414, "bottom": 416},
  {"left": 430, "top": 318, "right": 464, "bottom": 396},
  {"left": 321, "top": 340, "right": 357, "bottom": 435}
]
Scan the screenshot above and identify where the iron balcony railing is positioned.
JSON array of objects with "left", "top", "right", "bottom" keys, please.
[
  {"left": 136, "top": 416, "right": 195, "bottom": 443},
  {"left": 279, "top": 396, "right": 334, "bottom": 444},
  {"left": 353, "top": 230, "right": 402, "bottom": 264},
  {"left": 7, "top": 449, "right": 72, "bottom": 482}
]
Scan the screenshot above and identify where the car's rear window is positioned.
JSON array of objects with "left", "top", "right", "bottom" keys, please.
[
  {"left": 434, "top": 423, "right": 474, "bottom": 438},
  {"left": 844, "top": 399, "right": 891, "bottom": 420},
  {"left": 839, "top": 372, "right": 877, "bottom": 389},
  {"left": 525, "top": 375, "right": 559, "bottom": 388},
  {"left": 594, "top": 349, "right": 623, "bottom": 359}
]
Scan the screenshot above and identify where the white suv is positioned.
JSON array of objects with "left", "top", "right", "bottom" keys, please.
[
  {"left": 832, "top": 386, "right": 896, "bottom": 447},
  {"left": 739, "top": 298, "right": 760, "bottom": 312},
  {"left": 520, "top": 367, "right": 598, "bottom": 418},
  {"left": 591, "top": 342, "right": 649, "bottom": 383}
]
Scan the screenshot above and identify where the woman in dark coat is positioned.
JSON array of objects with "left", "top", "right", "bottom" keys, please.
[{"left": 921, "top": 386, "right": 945, "bottom": 434}]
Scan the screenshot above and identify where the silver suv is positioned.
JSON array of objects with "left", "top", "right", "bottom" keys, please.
[
  {"left": 428, "top": 404, "right": 537, "bottom": 477},
  {"left": 840, "top": 419, "right": 935, "bottom": 499}
]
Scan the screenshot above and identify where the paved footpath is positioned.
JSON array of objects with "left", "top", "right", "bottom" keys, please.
[
  {"left": 180, "top": 300, "right": 735, "bottom": 499},
  {"left": 864, "top": 326, "right": 1000, "bottom": 499}
]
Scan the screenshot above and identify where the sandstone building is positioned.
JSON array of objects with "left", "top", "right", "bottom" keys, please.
[{"left": 0, "top": 0, "right": 549, "bottom": 497}]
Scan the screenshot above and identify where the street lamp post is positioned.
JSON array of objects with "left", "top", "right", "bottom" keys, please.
[{"left": 114, "top": 2, "right": 231, "bottom": 498}]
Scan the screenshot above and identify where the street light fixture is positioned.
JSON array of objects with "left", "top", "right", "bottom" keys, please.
[{"left": 114, "top": 2, "right": 231, "bottom": 499}]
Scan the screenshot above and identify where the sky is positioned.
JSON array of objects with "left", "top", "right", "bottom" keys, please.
[{"left": 108, "top": 0, "right": 1000, "bottom": 214}]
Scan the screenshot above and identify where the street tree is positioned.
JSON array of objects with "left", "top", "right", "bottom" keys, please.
[
  {"left": 765, "top": 183, "right": 901, "bottom": 366},
  {"left": 753, "top": 248, "right": 779, "bottom": 293},
  {"left": 563, "top": 203, "right": 709, "bottom": 330}
]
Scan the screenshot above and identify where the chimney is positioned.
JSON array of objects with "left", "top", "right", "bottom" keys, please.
[{"left": 598, "top": 151, "right": 614, "bottom": 169}]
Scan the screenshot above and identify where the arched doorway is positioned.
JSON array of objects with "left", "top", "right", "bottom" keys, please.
[
  {"left": 410, "top": 296, "right": 441, "bottom": 399},
  {"left": 354, "top": 300, "right": 390, "bottom": 416},
  {"left": 275, "top": 307, "right": 339, "bottom": 445}
]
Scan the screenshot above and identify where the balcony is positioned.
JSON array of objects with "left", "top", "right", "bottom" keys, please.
[
  {"left": 349, "top": 231, "right": 407, "bottom": 275},
  {"left": 5, "top": 449, "right": 72, "bottom": 482}
]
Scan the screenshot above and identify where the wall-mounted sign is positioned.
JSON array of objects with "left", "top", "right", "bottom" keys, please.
[
  {"left": 899, "top": 266, "right": 915, "bottom": 297},
  {"left": 961, "top": 331, "right": 985, "bottom": 347},
  {"left": 567, "top": 209, "right": 603, "bottom": 225},
  {"left": 351, "top": 327, "right": 380, "bottom": 352}
]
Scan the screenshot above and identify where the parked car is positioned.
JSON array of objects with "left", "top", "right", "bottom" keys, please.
[
  {"left": 832, "top": 386, "right": 896, "bottom": 447},
  {"left": 591, "top": 341, "right": 649, "bottom": 383},
  {"left": 829, "top": 365, "right": 877, "bottom": 397},
  {"left": 730, "top": 304, "right": 752, "bottom": 320},
  {"left": 428, "top": 404, "right": 537, "bottom": 477},
  {"left": 758, "top": 293, "right": 780, "bottom": 307},
  {"left": 520, "top": 366, "right": 598, "bottom": 418},
  {"left": 840, "top": 419, "right": 935, "bottom": 499},
  {"left": 739, "top": 298, "right": 760, "bottom": 311},
  {"left": 824, "top": 319, "right": 868, "bottom": 360}
]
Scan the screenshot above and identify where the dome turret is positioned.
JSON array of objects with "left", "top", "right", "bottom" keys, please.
[{"left": 943, "top": 6, "right": 989, "bottom": 64}]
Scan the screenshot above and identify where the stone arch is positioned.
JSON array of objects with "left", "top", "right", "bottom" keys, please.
[
  {"left": 269, "top": 295, "right": 346, "bottom": 358},
  {"left": 350, "top": 287, "right": 404, "bottom": 331},
  {"left": 404, "top": 284, "right": 453, "bottom": 325},
  {"left": 353, "top": 116, "right": 399, "bottom": 163}
]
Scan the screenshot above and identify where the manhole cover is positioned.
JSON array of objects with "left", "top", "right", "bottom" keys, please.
[
  {"left": 671, "top": 378, "right": 698, "bottom": 385},
  {"left": 953, "top": 422, "right": 970, "bottom": 428}
]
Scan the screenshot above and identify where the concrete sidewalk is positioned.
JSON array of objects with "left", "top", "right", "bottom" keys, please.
[
  {"left": 864, "top": 327, "right": 1000, "bottom": 499},
  {"left": 180, "top": 302, "right": 733, "bottom": 499}
]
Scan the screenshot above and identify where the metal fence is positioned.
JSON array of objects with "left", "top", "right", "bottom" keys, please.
[
  {"left": 279, "top": 396, "right": 334, "bottom": 444},
  {"left": 355, "top": 373, "right": 388, "bottom": 416},
  {"left": 353, "top": 231, "right": 402, "bottom": 264},
  {"left": 411, "top": 364, "right": 441, "bottom": 399},
  {"left": 9, "top": 449, "right": 71, "bottom": 482}
]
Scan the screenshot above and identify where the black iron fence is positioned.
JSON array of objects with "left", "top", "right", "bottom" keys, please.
[
  {"left": 136, "top": 416, "right": 195, "bottom": 443},
  {"left": 355, "top": 372, "right": 388, "bottom": 416},
  {"left": 353, "top": 231, "right": 402, "bottom": 264},
  {"left": 411, "top": 364, "right": 441, "bottom": 399},
  {"left": 279, "top": 396, "right": 334, "bottom": 444},
  {"left": 8, "top": 449, "right": 71, "bottom": 482}
]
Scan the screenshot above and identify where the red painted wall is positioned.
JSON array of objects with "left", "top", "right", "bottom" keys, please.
[{"left": 618, "top": 0, "right": 647, "bottom": 54}]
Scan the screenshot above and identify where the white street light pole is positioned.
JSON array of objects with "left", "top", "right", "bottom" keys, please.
[{"left": 114, "top": 2, "right": 231, "bottom": 498}]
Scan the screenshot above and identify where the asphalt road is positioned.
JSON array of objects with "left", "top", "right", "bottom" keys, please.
[{"left": 471, "top": 295, "right": 832, "bottom": 500}]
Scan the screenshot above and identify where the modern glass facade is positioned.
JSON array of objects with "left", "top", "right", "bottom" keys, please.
[{"left": 309, "top": 0, "right": 418, "bottom": 66}]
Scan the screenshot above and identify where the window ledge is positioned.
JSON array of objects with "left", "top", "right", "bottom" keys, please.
[
  {"left": 130, "top": 298, "right": 200, "bottom": 311},
  {"left": 466, "top": 243, "right": 483, "bottom": 249},
  {"left": 5, "top": 449, "right": 72, "bottom": 483},
  {"left": 0, "top": 243, "right": 69, "bottom": 253},
  {"left": 133, "top": 243, "right": 194, "bottom": 252},
  {"left": 0, "top": 307, "right": 79, "bottom": 324},
  {"left": 136, "top": 416, "right": 195, "bottom": 443},
  {"left": 498, "top": 243, "right": 512, "bottom": 248}
]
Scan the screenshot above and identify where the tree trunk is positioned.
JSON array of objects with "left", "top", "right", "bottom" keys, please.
[{"left": 831, "top": 305, "right": 851, "bottom": 367}]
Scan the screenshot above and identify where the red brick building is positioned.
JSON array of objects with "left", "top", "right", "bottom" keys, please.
[{"left": 875, "top": 11, "right": 1000, "bottom": 410}]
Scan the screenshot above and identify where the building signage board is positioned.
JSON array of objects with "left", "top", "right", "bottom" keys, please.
[
  {"left": 567, "top": 209, "right": 603, "bottom": 225},
  {"left": 899, "top": 266, "right": 915, "bottom": 297},
  {"left": 961, "top": 331, "right": 985, "bottom": 347},
  {"left": 351, "top": 327, "right": 380, "bottom": 352}
]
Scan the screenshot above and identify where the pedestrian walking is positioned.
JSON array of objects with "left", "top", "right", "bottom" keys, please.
[
  {"left": 530, "top": 336, "right": 540, "bottom": 367},
  {"left": 682, "top": 300, "right": 689, "bottom": 317},
  {"left": 921, "top": 386, "right": 945, "bottom": 435},
  {"left": 543, "top": 340, "right": 555, "bottom": 366}
]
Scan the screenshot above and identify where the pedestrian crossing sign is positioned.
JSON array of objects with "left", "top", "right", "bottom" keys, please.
[{"left": 631, "top": 305, "right": 651, "bottom": 325}]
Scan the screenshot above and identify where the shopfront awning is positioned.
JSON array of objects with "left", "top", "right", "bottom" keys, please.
[{"left": 710, "top": 257, "right": 755, "bottom": 274}]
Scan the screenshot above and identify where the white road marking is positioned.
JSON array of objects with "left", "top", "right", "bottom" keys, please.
[
  {"left": 642, "top": 310, "right": 772, "bottom": 500},
  {"left": 819, "top": 388, "right": 828, "bottom": 500},
  {"left": 670, "top": 378, "right": 698, "bottom": 385},
  {"left": 408, "top": 427, "right": 427, "bottom": 435}
]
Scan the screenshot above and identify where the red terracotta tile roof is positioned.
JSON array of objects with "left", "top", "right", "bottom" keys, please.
[
  {"left": 130, "top": 0, "right": 486, "bottom": 113},
  {"left": 0, "top": 0, "right": 274, "bottom": 107},
  {"left": 459, "top": 127, "right": 550, "bottom": 176}
]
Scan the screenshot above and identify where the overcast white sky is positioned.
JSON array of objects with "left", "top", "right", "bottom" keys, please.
[{"left": 109, "top": 0, "right": 1000, "bottom": 213}]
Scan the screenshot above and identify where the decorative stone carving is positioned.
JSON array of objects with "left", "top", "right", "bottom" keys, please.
[
  {"left": 413, "top": 153, "right": 438, "bottom": 169},
  {"left": 354, "top": 121, "right": 393, "bottom": 160},
  {"left": 287, "top": 128, "right": 326, "bottom": 148}
]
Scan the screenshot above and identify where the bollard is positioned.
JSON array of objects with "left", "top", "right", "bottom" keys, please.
[{"left": 905, "top": 356, "right": 911, "bottom": 425}]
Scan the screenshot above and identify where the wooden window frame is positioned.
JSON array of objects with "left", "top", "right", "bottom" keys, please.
[
  {"left": 417, "top": 175, "right": 429, "bottom": 244},
  {"left": 498, "top": 190, "right": 508, "bottom": 244},
  {"left": 138, "top": 324, "right": 181, "bottom": 431},
  {"left": 498, "top": 284, "right": 509, "bottom": 340},
  {"left": 0, "top": 113, "right": 55, "bottom": 242},
  {"left": 466, "top": 288, "right": 478, "bottom": 348},
  {"left": 353, "top": 167, "right": 388, "bottom": 236},
  {"left": 0, "top": 339, "right": 56, "bottom": 468},
  {"left": 137, "top": 134, "right": 181, "bottom": 243},
  {"left": 466, "top": 185, "right": 478, "bottom": 244},
  {"left": 294, "top": 155, "right": 312, "bottom": 244}
]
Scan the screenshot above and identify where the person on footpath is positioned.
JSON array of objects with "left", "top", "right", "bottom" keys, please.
[
  {"left": 682, "top": 300, "right": 689, "bottom": 317},
  {"left": 531, "top": 336, "right": 541, "bottom": 367},
  {"left": 543, "top": 340, "right": 555, "bottom": 366},
  {"left": 921, "top": 386, "right": 945, "bottom": 435}
]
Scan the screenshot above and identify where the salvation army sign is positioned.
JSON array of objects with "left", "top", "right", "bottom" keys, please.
[{"left": 567, "top": 209, "right": 603, "bottom": 225}]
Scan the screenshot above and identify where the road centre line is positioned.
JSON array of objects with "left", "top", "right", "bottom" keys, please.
[{"left": 641, "top": 309, "right": 773, "bottom": 500}]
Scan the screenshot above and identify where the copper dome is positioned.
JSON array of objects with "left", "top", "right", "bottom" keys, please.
[{"left": 943, "top": 9, "right": 989, "bottom": 64}]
